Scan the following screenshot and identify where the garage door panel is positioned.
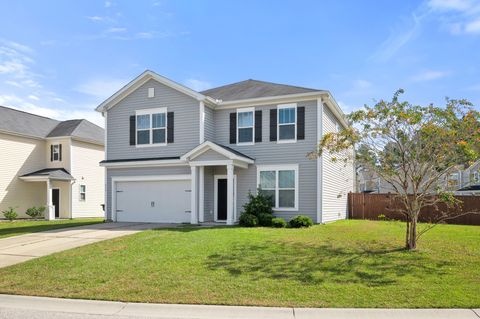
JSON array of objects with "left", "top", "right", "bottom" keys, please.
[{"left": 116, "top": 179, "right": 191, "bottom": 223}]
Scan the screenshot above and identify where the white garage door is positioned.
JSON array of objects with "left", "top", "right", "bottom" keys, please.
[{"left": 115, "top": 179, "right": 191, "bottom": 223}]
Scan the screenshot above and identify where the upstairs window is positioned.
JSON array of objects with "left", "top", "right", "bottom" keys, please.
[
  {"left": 237, "top": 108, "right": 254, "bottom": 144},
  {"left": 278, "top": 104, "right": 296, "bottom": 141},
  {"left": 136, "top": 108, "right": 167, "bottom": 146},
  {"left": 52, "top": 144, "right": 61, "bottom": 161}
]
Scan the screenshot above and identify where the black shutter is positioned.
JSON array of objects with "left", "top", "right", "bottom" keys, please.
[
  {"left": 229, "top": 112, "right": 237, "bottom": 144},
  {"left": 50, "top": 145, "right": 53, "bottom": 161},
  {"left": 269, "top": 109, "right": 277, "bottom": 141},
  {"left": 167, "top": 112, "right": 174, "bottom": 143},
  {"left": 59, "top": 144, "right": 62, "bottom": 161},
  {"left": 255, "top": 110, "right": 262, "bottom": 142},
  {"left": 129, "top": 115, "right": 136, "bottom": 145},
  {"left": 297, "top": 106, "right": 305, "bottom": 140}
]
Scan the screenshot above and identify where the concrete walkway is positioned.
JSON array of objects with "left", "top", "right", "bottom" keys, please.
[
  {"left": 0, "top": 295, "right": 478, "bottom": 319},
  {"left": 0, "top": 222, "right": 172, "bottom": 268}
]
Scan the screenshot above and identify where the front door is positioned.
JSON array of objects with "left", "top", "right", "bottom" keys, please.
[
  {"left": 217, "top": 179, "right": 227, "bottom": 220},
  {"left": 52, "top": 189, "right": 60, "bottom": 218}
]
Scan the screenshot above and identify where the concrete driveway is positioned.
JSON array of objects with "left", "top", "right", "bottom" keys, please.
[{"left": 0, "top": 222, "right": 172, "bottom": 268}]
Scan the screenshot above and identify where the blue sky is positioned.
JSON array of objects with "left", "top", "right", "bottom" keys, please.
[{"left": 0, "top": 0, "right": 479, "bottom": 126}]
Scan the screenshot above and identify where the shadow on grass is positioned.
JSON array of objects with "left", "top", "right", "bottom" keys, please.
[
  {"left": 205, "top": 241, "right": 452, "bottom": 287},
  {"left": 0, "top": 220, "right": 103, "bottom": 238}
]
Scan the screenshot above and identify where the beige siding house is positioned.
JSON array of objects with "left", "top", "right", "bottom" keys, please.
[{"left": 0, "top": 106, "right": 105, "bottom": 219}]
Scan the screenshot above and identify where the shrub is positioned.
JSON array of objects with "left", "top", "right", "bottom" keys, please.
[
  {"left": 243, "top": 191, "right": 274, "bottom": 216},
  {"left": 258, "top": 213, "right": 273, "bottom": 227},
  {"left": 2, "top": 207, "right": 18, "bottom": 221},
  {"left": 271, "top": 217, "right": 287, "bottom": 228},
  {"left": 288, "top": 215, "right": 313, "bottom": 228},
  {"left": 26, "top": 206, "right": 46, "bottom": 219},
  {"left": 239, "top": 213, "right": 258, "bottom": 227}
]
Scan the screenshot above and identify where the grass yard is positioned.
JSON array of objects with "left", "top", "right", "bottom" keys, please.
[
  {"left": 0, "top": 220, "right": 478, "bottom": 308},
  {"left": 0, "top": 218, "right": 104, "bottom": 239}
]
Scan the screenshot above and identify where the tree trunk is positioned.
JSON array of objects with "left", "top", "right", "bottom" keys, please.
[
  {"left": 405, "top": 218, "right": 410, "bottom": 248},
  {"left": 407, "top": 218, "right": 418, "bottom": 250}
]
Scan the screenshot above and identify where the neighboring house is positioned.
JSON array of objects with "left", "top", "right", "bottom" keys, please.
[
  {"left": 0, "top": 106, "right": 105, "bottom": 219},
  {"left": 457, "top": 160, "right": 480, "bottom": 194},
  {"left": 96, "top": 70, "right": 354, "bottom": 225}
]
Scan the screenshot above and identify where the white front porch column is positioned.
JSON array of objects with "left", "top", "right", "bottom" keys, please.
[
  {"left": 190, "top": 166, "right": 198, "bottom": 224},
  {"left": 45, "top": 180, "right": 55, "bottom": 220},
  {"left": 198, "top": 166, "right": 205, "bottom": 223},
  {"left": 226, "top": 164, "right": 234, "bottom": 225}
]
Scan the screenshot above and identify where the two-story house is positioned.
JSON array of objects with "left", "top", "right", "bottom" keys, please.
[
  {"left": 97, "top": 70, "right": 354, "bottom": 225},
  {"left": 0, "top": 106, "right": 105, "bottom": 220}
]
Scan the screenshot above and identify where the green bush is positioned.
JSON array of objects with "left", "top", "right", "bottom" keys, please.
[
  {"left": 258, "top": 213, "right": 273, "bottom": 227},
  {"left": 239, "top": 213, "right": 258, "bottom": 227},
  {"left": 2, "top": 207, "right": 18, "bottom": 221},
  {"left": 25, "top": 206, "right": 46, "bottom": 219},
  {"left": 242, "top": 191, "right": 274, "bottom": 216},
  {"left": 271, "top": 217, "right": 287, "bottom": 228},
  {"left": 288, "top": 215, "right": 313, "bottom": 228}
]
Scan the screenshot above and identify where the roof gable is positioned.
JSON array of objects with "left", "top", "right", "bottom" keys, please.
[
  {"left": 95, "top": 70, "right": 210, "bottom": 113},
  {"left": 200, "top": 79, "right": 322, "bottom": 102}
]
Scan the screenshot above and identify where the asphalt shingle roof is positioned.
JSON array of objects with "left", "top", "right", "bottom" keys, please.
[
  {"left": 20, "top": 168, "right": 74, "bottom": 180},
  {"left": 0, "top": 106, "right": 104, "bottom": 144},
  {"left": 200, "top": 79, "right": 322, "bottom": 102}
]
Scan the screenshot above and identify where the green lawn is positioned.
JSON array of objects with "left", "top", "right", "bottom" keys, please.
[
  {"left": 0, "top": 220, "right": 479, "bottom": 308},
  {"left": 0, "top": 218, "right": 104, "bottom": 239}
]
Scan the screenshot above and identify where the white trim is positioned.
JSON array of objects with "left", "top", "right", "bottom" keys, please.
[
  {"left": 111, "top": 174, "right": 191, "bottom": 222},
  {"left": 213, "top": 174, "right": 237, "bottom": 222},
  {"left": 218, "top": 92, "right": 325, "bottom": 108},
  {"left": 317, "top": 97, "right": 323, "bottom": 224},
  {"left": 100, "top": 159, "right": 187, "bottom": 168},
  {"left": 190, "top": 166, "right": 198, "bottom": 224},
  {"left": 236, "top": 107, "right": 255, "bottom": 145},
  {"left": 95, "top": 70, "right": 211, "bottom": 112},
  {"left": 198, "top": 166, "right": 205, "bottom": 223},
  {"left": 256, "top": 164, "right": 299, "bottom": 211},
  {"left": 277, "top": 103, "right": 297, "bottom": 144},
  {"left": 199, "top": 101, "right": 205, "bottom": 144},
  {"left": 79, "top": 184, "right": 86, "bottom": 201}
]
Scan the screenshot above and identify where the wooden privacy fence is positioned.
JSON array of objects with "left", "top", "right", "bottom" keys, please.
[{"left": 348, "top": 193, "right": 480, "bottom": 226}]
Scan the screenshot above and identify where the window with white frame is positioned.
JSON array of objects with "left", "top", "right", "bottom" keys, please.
[
  {"left": 237, "top": 108, "right": 254, "bottom": 144},
  {"left": 474, "top": 171, "right": 479, "bottom": 183},
  {"left": 79, "top": 185, "right": 86, "bottom": 201},
  {"left": 136, "top": 108, "right": 167, "bottom": 146},
  {"left": 278, "top": 104, "right": 296, "bottom": 141},
  {"left": 258, "top": 165, "right": 298, "bottom": 209},
  {"left": 52, "top": 144, "right": 60, "bottom": 161}
]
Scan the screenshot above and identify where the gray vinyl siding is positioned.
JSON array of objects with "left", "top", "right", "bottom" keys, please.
[
  {"left": 321, "top": 106, "right": 354, "bottom": 222},
  {"left": 106, "top": 79, "right": 200, "bottom": 160},
  {"left": 105, "top": 166, "right": 190, "bottom": 220},
  {"left": 204, "top": 106, "right": 215, "bottom": 141},
  {"left": 203, "top": 166, "right": 214, "bottom": 221},
  {"left": 212, "top": 100, "right": 318, "bottom": 221},
  {"left": 194, "top": 149, "right": 229, "bottom": 161}
]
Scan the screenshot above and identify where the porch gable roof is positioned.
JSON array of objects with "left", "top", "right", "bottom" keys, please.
[{"left": 180, "top": 141, "right": 254, "bottom": 164}]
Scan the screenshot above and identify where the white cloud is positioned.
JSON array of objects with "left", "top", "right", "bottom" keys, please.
[
  {"left": 428, "top": 0, "right": 472, "bottom": 11},
  {"left": 184, "top": 79, "right": 212, "bottom": 91},
  {"left": 0, "top": 40, "right": 41, "bottom": 88},
  {"left": 353, "top": 79, "right": 372, "bottom": 89},
  {"left": 75, "top": 78, "right": 128, "bottom": 100},
  {"left": 465, "top": 18, "right": 480, "bottom": 32},
  {"left": 105, "top": 1, "right": 112, "bottom": 8},
  {"left": 106, "top": 27, "right": 127, "bottom": 33},
  {"left": 411, "top": 70, "right": 449, "bottom": 81},
  {"left": 28, "top": 95, "right": 40, "bottom": 101},
  {"left": 428, "top": 0, "right": 480, "bottom": 35},
  {"left": 338, "top": 101, "right": 358, "bottom": 113},
  {"left": 86, "top": 16, "right": 106, "bottom": 22},
  {"left": 371, "top": 11, "right": 426, "bottom": 62}
]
